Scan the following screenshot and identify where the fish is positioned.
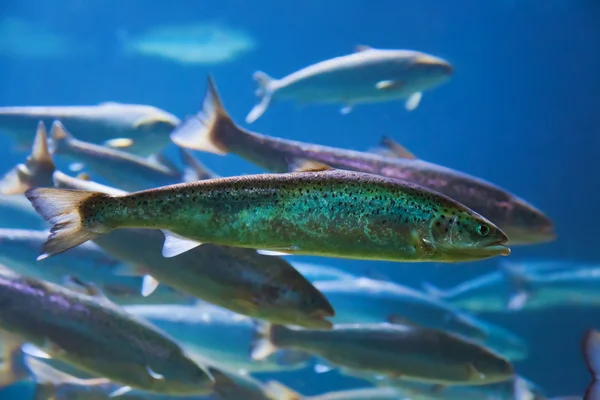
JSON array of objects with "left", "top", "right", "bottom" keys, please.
[
  {"left": 0, "top": 336, "right": 28, "bottom": 390},
  {"left": 423, "top": 260, "right": 600, "bottom": 313},
  {"left": 291, "top": 261, "right": 358, "bottom": 282},
  {"left": 251, "top": 323, "right": 514, "bottom": 385},
  {"left": 0, "top": 264, "right": 213, "bottom": 395},
  {"left": 313, "top": 277, "right": 528, "bottom": 361},
  {"left": 0, "top": 103, "right": 179, "bottom": 156},
  {"left": 583, "top": 329, "right": 600, "bottom": 400},
  {"left": 6, "top": 124, "right": 335, "bottom": 328},
  {"left": 124, "top": 303, "right": 311, "bottom": 373},
  {"left": 48, "top": 121, "right": 186, "bottom": 191},
  {"left": 23, "top": 354, "right": 216, "bottom": 400},
  {"left": 207, "top": 366, "right": 277, "bottom": 400},
  {"left": 25, "top": 164, "right": 510, "bottom": 263},
  {"left": 355, "top": 374, "right": 547, "bottom": 400},
  {"left": 171, "top": 77, "right": 554, "bottom": 246},
  {"left": 245, "top": 45, "right": 453, "bottom": 123},
  {"left": 121, "top": 22, "right": 256, "bottom": 65},
  {"left": 265, "top": 382, "right": 404, "bottom": 400}
]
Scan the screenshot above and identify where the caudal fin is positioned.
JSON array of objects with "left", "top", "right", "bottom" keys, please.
[
  {"left": 250, "top": 323, "right": 279, "bottom": 360},
  {"left": 264, "top": 381, "right": 304, "bottom": 400},
  {"left": 0, "top": 121, "right": 56, "bottom": 194},
  {"left": 24, "top": 188, "right": 108, "bottom": 259},
  {"left": 245, "top": 71, "right": 275, "bottom": 124},
  {"left": 170, "top": 76, "right": 234, "bottom": 155},
  {"left": 583, "top": 329, "right": 600, "bottom": 400}
]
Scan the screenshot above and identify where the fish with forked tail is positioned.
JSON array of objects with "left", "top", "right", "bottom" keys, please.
[{"left": 25, "top": 162, "right": 510, "bottom": 263}]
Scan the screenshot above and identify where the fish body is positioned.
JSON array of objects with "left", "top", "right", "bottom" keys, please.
[
  {"left": 124, "top": 304, "right": 310, "bottom": 373},
  {"left": 49, "top": 121, "right": 183, "bottom": 191},
  {"left": 0, "top": 266, "right": 212, "bottom": 394},
  {"left": 0, "top": 103, "right": 179, "bottom": 155},
  {"left": 265, "top": 381, "right": 405, "bottom": 400},
  {"left": 246, "top": 46, "right": 452, "bottom": 122},
  {"left": 171, "top": 78, "right": 554, "bottom": 246},
  {"left": 252, "top": 323, "right": 514, "bottom": 385},
  {"left": 315, "top": 277, "right": 528, "bottom": 361},
  {"left": 28, "top": 167, "right": 510, "bottom": 263}
]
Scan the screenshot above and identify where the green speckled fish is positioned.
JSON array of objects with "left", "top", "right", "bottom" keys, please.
[{"left": 25, "top": 163, "right": 510, "bottom": 263}]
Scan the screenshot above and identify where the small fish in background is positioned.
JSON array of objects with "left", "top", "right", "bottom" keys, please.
[
  {"left": 314, "top": 277, "right": 528, "bottom": 361},
  {"left": 171, "top": 77, "right": 555, "bottom": 246},
  {"left": 7, "top": 126, "right": 334, "bottom": 328},
  {"left": 251, "top": 323, "right": 515, "bottom": 385},
  {"left": 48, "top": 121, "right": 185, "bottom": 191},
  {"left": 264, "top": 382, "right": 404, "bottom": 400},
  {"left": 120, "top": 22, "right": 256, "bottom": 65},
  {"left": 0, "top": 265, "right": 213, "bottom": 395},
  {"left": 0, "top": 103, "right": 179, "bottom": 156},
  {"left": 124, "top": 303, "right": 312, "bottom": 374},
  {"left": 0, "top": 17, "right": 78, "bottom": 60},
  {"left": 245, "top": 45, "right": 453, "bottom": 123},
  {"left": 353, "top": 374, "right": 547, "bottom": 400},
  {"left": 423, "top": 260, "right": 600, "bottom": 313}
]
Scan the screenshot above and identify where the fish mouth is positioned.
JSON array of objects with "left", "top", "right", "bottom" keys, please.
[
  {"left": 444, "top": 241, "right": 511, "bottom": 260},
  {"left": 304, "top": 308, "right": 334, "bottom": 330}
]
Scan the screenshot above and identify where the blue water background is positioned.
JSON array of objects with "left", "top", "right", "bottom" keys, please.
[{"left": 0, "top": 0, "right": 599, "bottom": 397}]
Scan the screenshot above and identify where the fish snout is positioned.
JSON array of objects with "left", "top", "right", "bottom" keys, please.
[{"left": 415, "top": 54, "right": 454, "bottom": 76}]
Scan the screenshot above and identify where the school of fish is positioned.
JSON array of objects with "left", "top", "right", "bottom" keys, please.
[{"left": 0, "top": 43, "right": 591, "bottom": 400}]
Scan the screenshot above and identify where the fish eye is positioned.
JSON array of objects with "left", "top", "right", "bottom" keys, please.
[{"left": 476, "top": 224, "right": 490, "bottom": 237}]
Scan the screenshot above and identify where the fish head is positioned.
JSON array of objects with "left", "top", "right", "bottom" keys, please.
[
  {"left": 401, "top": 52, "right": 453, "bottom": 91},
  {"left": 427, "top": 203, "right": 510, "bottom": 261},
  {"left": 496, "top": 197, "right": 556, "bottom": 245},
  {"left": 468, "top": 352, "right": 515, "bottom": 384}
]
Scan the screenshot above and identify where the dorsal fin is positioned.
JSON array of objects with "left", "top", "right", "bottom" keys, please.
[
  {"left": 292, "top": 160, "right": 333, "bottom": 173},
  {"left": 355, "top": 45, "right": 373, "bottom": 53},
  {"left": 30, "top": 122, "right": 54, "bottom": 165},
  {"left": 379, "top": 136, "right": 417, "bottom": 159},
  {"left": 49, "top": 120, "right": 71, "bottom": 141}
]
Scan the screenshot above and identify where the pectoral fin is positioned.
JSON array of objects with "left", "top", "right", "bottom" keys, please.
[
  {"left": 104, "top": 138, "right": 134, "bottom": 149},
  {"left": 376, "top": 80, "right": 404, "bottom": 90},
  {"left": 405, "top": 92, "right": 422, "bottom": 111},
  {"left": 161, "top": 230, "right": 203, "bottom": 258}
]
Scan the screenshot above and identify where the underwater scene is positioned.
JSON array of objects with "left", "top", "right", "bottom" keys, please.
[{"left": 0, "top": 0, "right": 598, "bottom": 399}]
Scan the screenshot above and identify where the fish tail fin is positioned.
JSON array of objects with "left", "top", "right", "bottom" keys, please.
[
  {"left": 583, "top": 330, "right": 600, "bottom": 400},
  {"left": 179, "top": 148, "right": 218, "bottom": 182},
  {"left": 245, "top": 71, "right": 275, "bottom": 124},
  {"left": 48, "top": 120, "right": 73, "bottom": 154},
  {"left": 25, "top": 188, "right": 108, "bottom": 259},
  {"left": 0, "top": 121, "right": 56, "bottom": 194},
  {"left": 0, "top": 335, "right": 27, "bottom": 389},
  {"left": 264, "top": 381, "right": 304, "bottom": 400},
  {"left": 250, "top": 323, "right": 279, "bottom": 360},
  {"left": 170, "top": 76, "right": 235, "bottom": 155},
  {"left": 422, "top": 281, "right": 446, "bottom": 298},
  {"left": 500, "top": 262, "right": 533, "bottom": 311}
]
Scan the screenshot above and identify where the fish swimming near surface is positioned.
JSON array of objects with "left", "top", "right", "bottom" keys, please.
[
  {"left": 124, "top": 303, "right": 312, "bottom": 373},
  {"left": 314, "top": 277, "right": 528, "bottom": 361},
  {"left": 171, "top": 77, "right": 555, "bottom": 246},
  {"left": 48, "top": 121, "right": 201, "bottom": 191},
  {"left": 0, "top": 102, "right": 179, "bottom": 156},
  {"left": 245, "top": 45, "right": 453, "bottom": 123},
  {"left": 25, "top": 161, "right": 510, "bottom": 263},
  {"left": 251, "top": 323, "right": 514, "bottom": 385},
  {"left": 0, "top": 265, "right": 213, "bottom": 395}
]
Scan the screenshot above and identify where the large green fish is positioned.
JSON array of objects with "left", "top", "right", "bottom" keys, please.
[
  {"left": 26, "top": 162, "right": 509, "bottom": 263},
  {"left": 171, "top": 78, "right": 554, "bottom": 246}
]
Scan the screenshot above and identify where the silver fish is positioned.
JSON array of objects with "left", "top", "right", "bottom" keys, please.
[
  {"left": 0, "top": 265, "right": 213, "bottom": 395},
  {"left": 246, "top": 45, "right": 452, "bottom": 122},
  {"left": 0, "top": 103, "right": 179, "bottom": 155}
]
